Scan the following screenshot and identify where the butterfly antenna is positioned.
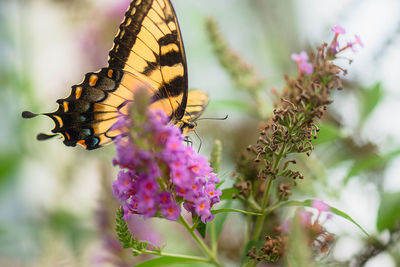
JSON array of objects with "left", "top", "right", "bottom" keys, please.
[
  {"left": 193, "top": 130, "right": 202, "bottom": 153},
  {"left": 197, "top": 114, "right": 229, "bottom": 121}
]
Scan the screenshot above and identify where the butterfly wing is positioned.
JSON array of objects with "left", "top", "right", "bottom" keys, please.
[
  {"left": 108, "top": 0, "right": 188, "bottom": 121},
  {"left": 178, "top": 90, "right": 209, "bottom": 134},
  {"left": 23, "top": 68, "right": 157, "bottom": 150},
  {"left": 22, "top": 0, "right": 189, "bottom": 150}
]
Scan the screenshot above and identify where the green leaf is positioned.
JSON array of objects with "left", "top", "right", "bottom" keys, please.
[
  {"left": 220, "top": 187, "right": 238, "bottom": 200},
  {"left": 344, "top": 149, "right": 400, "bottom": 184},
  {"left": 273, "top": 199, "right": 369, "bottom": 236},
  {"left": 196, "top": 222, "right": 207, "bottom": 239},
  {"left": 212, "top": 208, "right": 262, "bottom": 216},
  {"left": 285, "top": 215, "right": 315, "bottom": 267},
  {"left": 134, "top": 255, "right": 210, "bottom": 267},
  {"left": 115, "top": 207, "right": 134, "bottom": 248},
  {"left": 377, "top": 192, "right": 400, "bottom": 232},
  {"left": 360, "top": 82, "right": 384, "bottom": 124},
  {"left": 214, "top": 200, "right": 232, "bottom": 238},
  {"left": 216, "top": 180, "right": 225, "bottom": 189},
  {"left": 312, "top": 123, "right": 344, "bottom": 145},
  {"left": 329, "top": 206, "right": 370, "bottom": 236}
]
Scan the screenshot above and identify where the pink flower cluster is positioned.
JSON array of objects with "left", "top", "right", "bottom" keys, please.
[
  {"left": 112, "top": 109, "right": 221, "bottom": 223},
  {"left": 281, "top": 199, "right": 332, "bottom": 232},
  {"left": 291, "top": 25, "right": 363, "bottom": 75},
  {"left": 330, "top": 25, "right": 364, "bottom": 55},
  {"left": 291, "top": 51, "right": 314, "bottom": 75}
]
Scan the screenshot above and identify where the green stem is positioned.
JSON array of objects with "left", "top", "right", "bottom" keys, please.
[
  {"left": 178, "top": 216, "right": 222, "bottom": 267},
  {"left": 210, "top": 220, "right": 218, "bottom": 255},
  {"left": 264, "top": 201, "right": 286, "bottom": 215},
  {"left": 212, "top": 208, "right": 263, "bottom": 216},
  {"left": 245, "top": 214, "right": 251, "bottom": 245},
  {"left": 134, "top": 249, "right": 211, "bottom": 263},
  {"left": 243, "top": 129, "right": 292, "bottom": 266},
  {"left": 251, "top": 177, "right": 274, "bottom": 241},
  {"left": 251, "top": 141, "right": 288, "bottom": 241},
  {"left": 247, "top": 195, "right": 262, "bottom": 211}
]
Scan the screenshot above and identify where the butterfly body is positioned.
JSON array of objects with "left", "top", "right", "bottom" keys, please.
[{"left": 23, "top": 0, "right": 208, "bottom": 150}]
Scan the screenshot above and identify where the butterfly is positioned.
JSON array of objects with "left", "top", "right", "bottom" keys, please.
[{"left": 22, "top": 0, "right": 209, "bottom": 150}]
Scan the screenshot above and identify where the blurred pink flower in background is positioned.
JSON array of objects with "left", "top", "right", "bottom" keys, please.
[
  {"left": 291, "top": 51, "right": 314, "bottom": 75},
  {"left": 329, "top": 25, "right": 363, "bottom": 55},
  {"left": 78, "top": 0, "right": 131, "bottom": 68},
  {"left": 106, "top": 0, "right": 132, "bottom": 18},
  {"left": 312, "top": 199, "right": 330, "bottom": 213}
]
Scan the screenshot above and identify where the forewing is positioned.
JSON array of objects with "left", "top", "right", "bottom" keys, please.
[{"left": 108, "top": 0, "right": 188, "bottom": 120}]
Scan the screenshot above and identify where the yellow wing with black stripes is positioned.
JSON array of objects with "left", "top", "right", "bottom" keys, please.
[
  {"left": 177, "top": 90, "right": 209, "bottom": 134},
  {"left": 22, "top": 0, "right": 193, "bottom": 150},
  {"left": 108, "top": 0, "right": 188, "bottom": 120}
]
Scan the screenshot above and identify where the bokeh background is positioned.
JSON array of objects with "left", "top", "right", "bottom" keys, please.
[{"left": 1, "top": 0, "right": 399, "bottom": 266}]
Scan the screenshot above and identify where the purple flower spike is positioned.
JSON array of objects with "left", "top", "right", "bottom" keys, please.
[
  {"left": 112, "top": 105, "right": 220, "bottom": 222},
  {"left": 205, "top": 184, "right": 222, "bottom": 204},
  {"left": 208, "top": 173, "right": 220, "bottom": 184},
  {"left": 195, "top": 197, "right": 212, "bottom": 222},
  {"left": 158, "top": 191, "right": 173, "bottom": 206},
  {"left": 161, "top": 203, "right": 181, "bottom": 221}
]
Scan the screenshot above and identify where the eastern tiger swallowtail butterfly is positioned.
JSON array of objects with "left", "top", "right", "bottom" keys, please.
[{"left": 22, "top": 0, "right": 209, "bottom": 150}]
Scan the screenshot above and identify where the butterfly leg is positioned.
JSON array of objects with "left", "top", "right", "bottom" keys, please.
[
  {"left": 184, "top": 135, "right": 193, "bottom": 147},
  {"left": 193, "top": 130, "right": 202, "bottom": 153}
]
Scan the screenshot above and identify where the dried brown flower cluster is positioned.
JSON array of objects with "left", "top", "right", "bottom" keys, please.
[
  {"left": 233, "top": 43, "right": 345, "bottom": 263},
  {"left": 305, "top": 218, "right": 335, "bottom": 254},
  {"left": 247, "top": 211, "right": 335, "bottom": 263},
  {"left": 247, "top": 235, "right": 287, "bottom": 262},
  {"left": 235, "top": 43, "right": 345, "bottom": 200}
]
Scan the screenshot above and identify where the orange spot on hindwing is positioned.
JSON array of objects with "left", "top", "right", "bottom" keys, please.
[
  {"left": 75, "top": 87, "right": 82, "bottom": 99},
  {"left": 53, "top": 115, "right": 64, "bottom": 128},
  {"left": 63, "top": 101, "right": 69, "bottom": 112},
  {"left": 89, "top": 75, "right": 98, "bottom": 86},
  {"left": 107, "top": 70, "right": 113, "bottom": 78},
  {"left": 77, "top": 140, "right": 87, "bottom": 149}
]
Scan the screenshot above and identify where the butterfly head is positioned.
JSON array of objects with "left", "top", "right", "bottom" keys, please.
[{"left": 179, "top": 119, "right": 197, "bottom": 134}]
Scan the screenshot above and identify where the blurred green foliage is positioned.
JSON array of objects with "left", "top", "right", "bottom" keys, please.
[
  {"left": 377, "top": 192, "right": 400, "bottom": 232},
  {"left": 359, "top": 82, "right": 384, "bottom": 125},
  {"left": 285, "top": 216, "right": 315, "bottom": 267}
]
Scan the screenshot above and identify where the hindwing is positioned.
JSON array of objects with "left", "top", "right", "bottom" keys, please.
[
  {"left": 22, "top": 68, "right": 157, "bottom": 149},
  {"left": 177, "top": 90, "right": 209, "bottom": 134}
]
